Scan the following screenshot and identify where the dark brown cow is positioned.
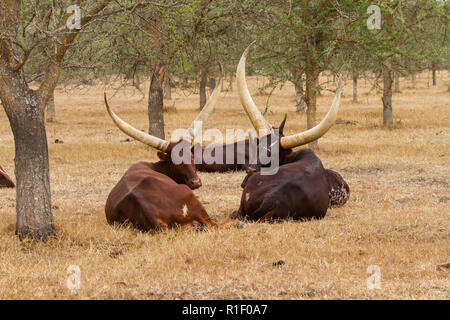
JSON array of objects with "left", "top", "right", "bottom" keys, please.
[
  {"left": 240, "top": 132, "right": 350, "bottom": 209},
  {"left": 0, "top": 165, "right": 14, "bottom": 188},
  {"left": 233, "top": 149, "right": 335, "bottom": 221},
  {"left": 233, "top": 148, "right": 350, "bottom": 221},
  {"left": 104, "top": 66, "right": 242, "bottom": 231},
  {"left": 281, "top": 149, "right": 350, "bottom": 208},
  {"left": 193, "top": 116, "right": 291, "bottom": 173},
  {"left": 193, "top": 140, "right": 253, "bottom": 172},
  {"left": 230, "top": 43, "right": 348, "bottom": 221}
]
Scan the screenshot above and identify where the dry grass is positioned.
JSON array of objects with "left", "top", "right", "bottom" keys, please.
[{"left": 0, "top": 72, "right": 449, "bottom": 299}]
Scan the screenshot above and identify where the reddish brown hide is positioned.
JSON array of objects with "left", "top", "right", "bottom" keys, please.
[
  {"left": 0, "top": 165, "right": 15, "bottom": 188},
  {"left": 106, "top": 160, "right": 242, "bottom": 231}
]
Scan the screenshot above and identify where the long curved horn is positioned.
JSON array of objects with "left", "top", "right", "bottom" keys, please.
[
  {"left": 280, "top": 75, "right": 343, "bottom": 149},
  {"left": 185, "top": 62, "right": 224, "bottom": 141},
  {"left": 237, "top": 42, "right": 272, "bottom": 137},
  {"left": 104, "top": 93, "right": 169, "bottom": 152}
]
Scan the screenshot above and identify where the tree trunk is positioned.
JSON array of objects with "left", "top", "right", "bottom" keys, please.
[
  {"left": 148, "top": 68, "right": 165, "bottom": 139},
  {"left": 432, "top": 62, "right": 437, "bottom": 86},
  {"left": 46, "top": 91, "right": 55, "bottom": 122},
  {"left": 228, "top": 72, "right": 233, "bottom": 92},
  {"left": 382, "top": 7, "right": 394, "bottom": 125},
  {"left": 199, "top": 69, "right": 208, "bottom": 110},
  {"left": 305, "top": 66, "right": 319, "bottom": 149},
  {"left": 221, "top": 71, "right": 225, "bottom": 92},
  {"left": 0, "top": 0, "right": 112, "bottom": 241},
  {"left": 394, "top": 72, "right": 400, "bottom": 93},
  {"left": 209, "top": 76, "right": 216, "bottom": 91},
  {"left": 411, "top": 66, "right": 417, "bottom": 88},
  {"left": 382, "top": 61, "right": 393, "bottom": 124},
  {"left": 352, "top": 71, "right": 358, "bottom": 102},
  {"left": 164, "top": 74, "right": 171, "bottom": 100},
  {"left": 0, "top": 77, "right": 54, "bottom": 240},
  {"left": 294, "top": 79, "right": 305, "bottom": 112},
  {"left": 0, "top": 0, "right": 54, "bottom": 240}
]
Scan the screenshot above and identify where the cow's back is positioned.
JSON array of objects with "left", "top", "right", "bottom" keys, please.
[
  {"left": 105, "top": 162, "right": 201, "bottom": 231},
  {"left": 196, "top": 140, "right": 251, "bottom": 172},
  {"left": 238, "top": 149, "right": 330, "bottom": 221}
]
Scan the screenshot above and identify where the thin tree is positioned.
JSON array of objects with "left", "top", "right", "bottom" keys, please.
[{"left": 0, "top": 0, "right": 112, "bottom": 240}]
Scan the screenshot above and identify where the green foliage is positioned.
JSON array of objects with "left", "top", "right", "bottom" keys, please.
[{"left": 14, "top": 0, "right": 449, "bottom": 93}]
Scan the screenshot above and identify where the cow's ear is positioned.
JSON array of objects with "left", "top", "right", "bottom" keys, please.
[{"left": 157, "top": 152, "right": 169, "bottom": 161}]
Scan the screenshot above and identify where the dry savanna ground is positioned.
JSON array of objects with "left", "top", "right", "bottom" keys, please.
[{"left": 0, "top": 72, "right": 449, "bottom": 299}]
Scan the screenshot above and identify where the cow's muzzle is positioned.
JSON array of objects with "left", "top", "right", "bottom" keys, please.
[{"left": 188, "top": 178, "right": 202, "bottom": 189}]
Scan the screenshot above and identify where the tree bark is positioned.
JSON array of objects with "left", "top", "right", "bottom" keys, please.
[
  {"left": 199, "top": 69, "right": 208, "bottom": 109},
  {"left": 228, "top": 72, "right": 233, "bottom": 92},
  {"left": 209, "top": 76, "right": 216, "bottom": 91},
  {"left": 0, "top": 71, "right": 54, "bottom": 240},
  {"left": 432, "top": 62, "right": 437, "bottom": 86},
  {"left": 148, "top": 67, "right": 165, "bottom": 139},
  {"left": 394, "top": 72, "right": 400, "bottom": 93},
  {"left": 382, "top": 8, "right": 394, "bottom": 125},
  {"left": 411, "top": 65, "right": 417, "bottom": 88},
  {"left": 352, "top": 70, "right": 358, "bottom": 102},
  {"left": 382, "top": 61, "right": 394, "bottom": 124},
  {"left": 294, "top": 79, "right": 305, "bottom": 112},
  {"left": 46, "top": 91, "right": 55, "bottom": 122},
  {"left": 305, "top": 66, "right": 319, "bottom": 149},
  {"left": 164, "top": 74, "right": 171, "bottom": 100}
]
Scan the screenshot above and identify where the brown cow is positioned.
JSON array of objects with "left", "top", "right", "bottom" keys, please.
[
  {"left": 193, "top": 116, "right": 290, "bottom": 173},
  {"left": 193, "top": 139, "right": 253, "bottom": 172},
  {"left": 230, "top": 43, "right": 348, "bottom": 221},
  {"left": 232, "top": 149, "right": 349, "bottom": 221},
  {"left": 104, "top": 66, "right": 242, "bottom": 231},
  {"left": 105, "top": 158, "right": 241, "bottom": 231},
  {"left": 240, "top": 135, "right": 350, "bottom": 209},
  {"left": 0, "top": 165, "right": 14, "bottom": 188}
]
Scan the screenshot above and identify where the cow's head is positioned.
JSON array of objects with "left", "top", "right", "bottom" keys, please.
[
  {"left": 104, "top": 64, "right": 224, "bottom": 190},
  {"left": 0, "top": 165, "right": 15, "bottom": 188},
  {"left": 237, "top": 41, "right": 343, "bottom": 178},
  {"left": 156, "top": 140, "right": 201, "bottom": 189}
]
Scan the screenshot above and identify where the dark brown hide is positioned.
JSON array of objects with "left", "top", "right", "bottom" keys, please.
[
  {"left": 194, "top": 140, "right": 253, "bottom": 172},
  {"left": 195, "top": 116, "right": 291, "bottom": 173},
  {"left": 232, "top": 148, "right": 349, "bottom": 221}
]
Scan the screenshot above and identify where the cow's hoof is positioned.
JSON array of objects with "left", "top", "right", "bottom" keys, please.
[{"left": 238, "top": 221, "right": 245, "bottom": 228}]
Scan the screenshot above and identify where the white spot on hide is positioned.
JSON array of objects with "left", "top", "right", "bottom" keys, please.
[{"left": 182, "top": 204, "right": 188, "bottom": 217}]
